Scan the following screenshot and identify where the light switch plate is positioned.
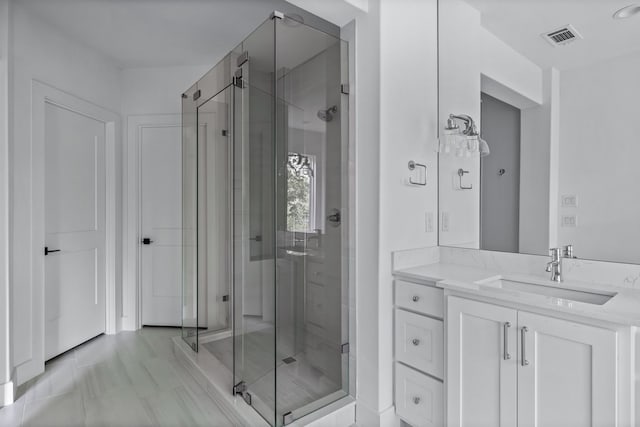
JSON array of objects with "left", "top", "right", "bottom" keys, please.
[
  {"left": 561, "top": 215, "right": 577, "bottom": 227},
  {"left": 561, "top": 194, "right": 578, "bottom": 207}
]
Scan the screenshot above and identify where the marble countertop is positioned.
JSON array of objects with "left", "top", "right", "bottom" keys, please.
[{"left": 394, "top": 262, "right": 640, "bottom": 326}]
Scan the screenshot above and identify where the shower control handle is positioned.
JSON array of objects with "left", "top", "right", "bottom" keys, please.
[{"left": 327, "top": 209, "right": 341, "bottom": 226}]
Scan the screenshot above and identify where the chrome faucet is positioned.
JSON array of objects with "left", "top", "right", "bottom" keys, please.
[
  {"left": 546, "top": 245, "right": 575, "bottom": 282},
  {"left": 546, "top": 248, "right": 563, "bottom": 282}
]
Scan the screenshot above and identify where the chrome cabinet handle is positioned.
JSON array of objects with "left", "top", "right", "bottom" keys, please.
[
  {"left": 412, "top": 397, "right": 421, "bottom": 405},
  {"left": 412, "top": 338, "right": 420, "bottom": 346},
  {"left": 412, "top": 295, "right": 420, "bottom": 302},
  {"left": 521, "top": 326, "right": 529, "bottom": 366},
  {"left": 503, "top": 322, "right": 511, "bottom": 360}
]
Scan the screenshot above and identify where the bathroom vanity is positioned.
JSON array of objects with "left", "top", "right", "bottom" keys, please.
[{"left": 393, "top": 258, "right": 639, "bottom": 427}]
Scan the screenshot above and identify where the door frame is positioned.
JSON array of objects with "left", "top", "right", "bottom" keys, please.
[
  {"left": 123, "top": 114, "right": 181, "bottom": 330},
  {"left": 19, "top": 80, "right": 119, "bottom": 383}
]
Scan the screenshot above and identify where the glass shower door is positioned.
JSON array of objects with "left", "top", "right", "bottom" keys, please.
[
  {"left": 274, "top": 17, "right": 349, "bottom": 425},
  {"left": 229, "top": 12, "right": 349, "bottom": 427},
  {"left": 232, "top": 17, "right": 279, "bottom": 426}
]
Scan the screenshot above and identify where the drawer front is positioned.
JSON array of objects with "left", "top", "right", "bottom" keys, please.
[
  {"left": 395, "top": 280, "right": 444, "bottom": 318},
  {"left": 395, "top": 309, "right": 444, "bottom": 378},
  {"left": 395, "top": 362, "right": 444, "bottom": 427}
]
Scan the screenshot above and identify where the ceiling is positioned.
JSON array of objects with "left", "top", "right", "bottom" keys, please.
[
  {"left": 464, "top": 0, "right": 640, "bottom": 70},
  {"left": 16, "top": 0, "right": 318, "bottom": 69}
]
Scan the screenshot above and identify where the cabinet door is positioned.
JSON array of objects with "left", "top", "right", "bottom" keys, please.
[
  {"left": 517, "top": 311, "right": 617, "bottom": 427},
  {"left": 447, "top": 297, "right": 518, "bottom": 427}
]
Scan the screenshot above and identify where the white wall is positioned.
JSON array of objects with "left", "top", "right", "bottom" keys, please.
[
  {"left": 438, "top": 0, "right": 543, "bottom": 249},
  {"left": 376, "top": 0, "right": 439, "bottom": 422},
  {"left": 121, "top": 65, "right": 211, "bottom": 116},
  {"left": 558, "top": 52, "right": 640, "bottom": 264},
  {"left": 10, "top": 2, "right": 122, "bottom": 384},
  {"left": 0, "top": 0, "right": 13, "bottom": 406}
]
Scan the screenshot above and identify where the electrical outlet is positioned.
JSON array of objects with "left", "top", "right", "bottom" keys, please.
[
  {"left": 561, "top": 215, "right": 577, "bottom": 227},
  {"left": 441, "top": 212, "right": 450, "bottom": 232},
  {"left": 561, "top": 194, "right": 577, "bottom": 207},
  {"left": 425, "top": 212, "right": 434, "bottom": 233}
]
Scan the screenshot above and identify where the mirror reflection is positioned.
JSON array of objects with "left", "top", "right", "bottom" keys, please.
[{"left": 438, "top": 0, "right": 640, "bottom": 264}]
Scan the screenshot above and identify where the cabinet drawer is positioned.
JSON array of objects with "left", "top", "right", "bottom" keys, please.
[
  {"left": 395, "top": 280, "right": 443, "bottom": 318},
  {"left": 395, "top": 362, "right": 443, "bottom": 427},
  {"left": 395, "top": 309, "right": 444, "bottom": 378}
]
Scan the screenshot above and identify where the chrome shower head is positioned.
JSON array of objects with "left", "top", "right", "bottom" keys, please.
[{"left": 317, "top": 105, "right": 338, "bottom": 122}]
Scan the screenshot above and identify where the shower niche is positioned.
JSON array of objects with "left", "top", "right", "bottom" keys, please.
[{"left": 181, "top": 11, "right": 350, "bottom": 426}]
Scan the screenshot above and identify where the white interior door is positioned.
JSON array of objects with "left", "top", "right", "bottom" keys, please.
[
  {"left": 44, "top": 102, "right": 106, "bottom": 360},
  {"left": 141, "top": 124, "right": 182, "bottom": 326}
]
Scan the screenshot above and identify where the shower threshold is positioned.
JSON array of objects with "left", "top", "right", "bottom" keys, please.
[{"left": 173, "top": 336, "right": 355, "bottom": 426}]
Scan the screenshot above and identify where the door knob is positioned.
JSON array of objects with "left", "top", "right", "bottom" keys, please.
[{"left": 44, "top": 246, "right": 61, "bottom": 256}]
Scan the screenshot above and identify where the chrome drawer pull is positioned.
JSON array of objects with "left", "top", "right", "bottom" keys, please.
[
  {"left": 413, "top": 397, "right": 421, "bottom": 405},
  {"left": 412, "top": 295, "right": 420, "bottom": 302},
  {"left": 503, "top": 322, "right": 511, "bottom": 360},
  {"left": 412, "top": 338, "right": 420, "bottom": 346},
  {"left": 521, "top": 326, "right": 529, "bottom": 366}
]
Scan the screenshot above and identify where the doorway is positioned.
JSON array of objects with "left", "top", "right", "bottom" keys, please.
[{"left": 480, "top": 92, "right": 521, "bottom": 253}]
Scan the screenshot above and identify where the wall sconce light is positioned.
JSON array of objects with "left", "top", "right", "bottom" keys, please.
[{"left": 438, "top": 114, "right": 490, "bottom": 157}]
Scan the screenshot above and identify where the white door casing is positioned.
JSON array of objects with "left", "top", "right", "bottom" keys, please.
[
  {"left": 44, "top": 102, "right": 107, "bottom": 360},
  {"left": 18, "top": 80, "right": 118, "bottom": 385},
  {"left": 124, "top": 115, "right": 182, "bottom": 330}
]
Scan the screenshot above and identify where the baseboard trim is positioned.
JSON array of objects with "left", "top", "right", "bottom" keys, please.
[
  {"left": 356, "top": 402, "right": 400, "bottom": 427},
  {"left": 0, "top": 380, "right": 14, "bottom": 407}
]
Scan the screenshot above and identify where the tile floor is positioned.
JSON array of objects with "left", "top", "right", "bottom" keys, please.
[{"left": 0, "top": 327, "right": 244, "bottom": 427}]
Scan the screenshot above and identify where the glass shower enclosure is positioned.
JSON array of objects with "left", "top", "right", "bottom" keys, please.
[{"left": 181, "top": 11, "right": 350, "bottom": 426}]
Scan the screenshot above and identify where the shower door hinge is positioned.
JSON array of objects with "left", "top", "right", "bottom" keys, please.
[
  {"left": 233, "top": 381, "right": 246, "bottom": 395},
  {"left": 222, "top": 295, "right": 229, "bottom": 302},
  {"left": 233, "top": 69, "right": 245, "bottom": 89},
  {"left": 193, "top": 89, "right": 201, "bottom": 101},
  {"left": 271, "top": 10, "right": 284, "bottom": 20},
  {"left": 221, "top": 130, "right": 228, "bottom": 137},
  {"left": 341, "top": 84, "right": 350, "bottom": 95},
  {"left": 283, "top": 412, "right": 294, "bottom": 425},
  {"left": 236, "top": 51, "right": 249, "bottom": 67},
  {"left": 341, "top": 342, "right": 350, "bottom": 354}
]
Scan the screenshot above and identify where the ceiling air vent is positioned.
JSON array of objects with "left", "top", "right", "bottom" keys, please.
[{"left": 542, "top": 25, "right": 583, "bottom": 47}]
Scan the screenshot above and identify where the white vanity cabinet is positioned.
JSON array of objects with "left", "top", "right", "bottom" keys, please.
[
  {"left": 394, "top": 279, "right": 445, "bottom": 427},
  {"left": 448, "top": 296, "right": 621, "bottom": 427}
]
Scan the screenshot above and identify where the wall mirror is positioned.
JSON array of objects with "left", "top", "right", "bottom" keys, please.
[{"left": 438, "top": 0, "right": 640, "bottom": 264}]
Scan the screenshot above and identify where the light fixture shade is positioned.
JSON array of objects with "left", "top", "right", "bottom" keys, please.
[
  {"left": 441, "top": 113, "right": 490, "bottom": 157},
  {"left": 479, "top": 137, "right": 491, "bottom": 157}
]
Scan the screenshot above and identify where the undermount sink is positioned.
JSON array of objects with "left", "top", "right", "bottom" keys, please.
[{"left": 480, "top": 278, "right": 617, "bottom": 305}]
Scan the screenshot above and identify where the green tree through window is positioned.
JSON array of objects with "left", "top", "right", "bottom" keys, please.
[{"left": 287, "top": 153, "right": 314, "bottom": 232}]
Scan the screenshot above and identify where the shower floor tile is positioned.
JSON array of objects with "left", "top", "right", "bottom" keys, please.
[{"left": 203, "top": 331, "right": 343, "bottom": 416}]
